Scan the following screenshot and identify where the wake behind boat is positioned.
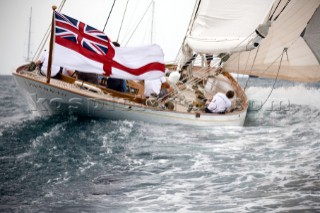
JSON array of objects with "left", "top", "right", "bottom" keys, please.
[{"left": 12, "top": 0, "right": 320, "bottom": 126}]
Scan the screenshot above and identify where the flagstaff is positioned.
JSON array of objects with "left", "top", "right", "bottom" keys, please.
[{"left": 46, "top": 5, "right": 57, "bottom": 84}]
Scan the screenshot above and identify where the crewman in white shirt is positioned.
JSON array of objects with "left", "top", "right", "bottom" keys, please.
[{"left": 205, "top": 90, "right": 234, "bottom": 114}]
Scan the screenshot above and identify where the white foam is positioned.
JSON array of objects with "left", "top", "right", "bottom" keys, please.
[{"left": 246, "top": 85, "right": 320, "bottom": 109}]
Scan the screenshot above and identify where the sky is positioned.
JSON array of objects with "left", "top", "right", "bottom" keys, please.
[{"left": 0, "top": 0, "right": 195, "bottom": 75}]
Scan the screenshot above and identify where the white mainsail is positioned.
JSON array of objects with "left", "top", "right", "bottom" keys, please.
[{"left": 182, "top": 0, "right": 320, "bottom": 83}]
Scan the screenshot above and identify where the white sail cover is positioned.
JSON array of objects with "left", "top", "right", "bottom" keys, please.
[
  {"left": 224, "top": 0, "right": 320, "bottom": 82},
  {"left": 185, "top": 0, "right": 274, "bottom": 54}
]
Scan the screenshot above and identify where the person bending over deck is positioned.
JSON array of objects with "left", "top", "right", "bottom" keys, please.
[{"left": 205, "top": 90, "right": 234, "bottom": 114}]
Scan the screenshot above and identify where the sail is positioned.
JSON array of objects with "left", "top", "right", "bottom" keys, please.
[
  {"left": 224, "top": 0, "right": 320, "bottom": 82},
  {"left": 184, "top": 0, "right": 274, "bottom": 54}
]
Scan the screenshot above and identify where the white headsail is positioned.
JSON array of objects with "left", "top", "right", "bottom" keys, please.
[{"left": 225, "top": 0, "right": 320, "bottom": 82}]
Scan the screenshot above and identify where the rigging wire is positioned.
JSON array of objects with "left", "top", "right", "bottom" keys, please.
[
  {"left": 124, "top": 1, "right": 153, "bottom": 46},
  {"left": 269, "top": 0, "right": 282, "bottom": 21},
  {"left": 120, "top": 0, "right": 139, "bottom": 44},
  {"left": 243, "top": 46, "right": 260, "bottom": 91},
  {"left": 273, "top": 0, "right": 291, "bottom": 21},
  {"left": 103, "top": 0, "right": 117, "bottom": 32},
  {"left": 243, "top": 50, "right": 252, "bottom": 80},
  {"left": 116, "top": 0, "right": 129, "bottom": 43},
  {"left": 269, "top": 0, "right": 292, "bottom": 21},
  {"left": 32, "top": 0, "right": 67, "bottom": 61},
  {"left": 259, "top": 48, "right": 287, "bottom": 109},
  {"left": 236, "top": 50, "right": 251, "bottom": 88}
]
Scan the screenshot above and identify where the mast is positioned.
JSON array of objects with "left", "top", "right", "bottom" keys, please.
[
  {"left": 151, "top": 1, "right": 155, "bottom": 44},
  {"left": 27, "top": 7, "right": 32, "bottom": 61},
  {"left": 177, "top": 0, "right": 201, "bottom": 69}
]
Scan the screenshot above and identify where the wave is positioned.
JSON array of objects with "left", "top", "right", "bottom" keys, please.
[
  {"left": 246, "top": 84, "right": 320, "bottom": 109},
  {"left": 244, "top": 80, "right": 320, "bottom": 127},
  {"left": 1, "top": 110, "right": 319, "bottom": 212}
]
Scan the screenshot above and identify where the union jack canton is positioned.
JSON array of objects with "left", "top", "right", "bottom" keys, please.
[{"left": 54, "top": 11, "right": 115, "bottom": 73}]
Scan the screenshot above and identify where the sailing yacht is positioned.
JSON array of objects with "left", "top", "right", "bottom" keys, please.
[{"left": 12, "top": 0, "right": 320, "bottom": 126}]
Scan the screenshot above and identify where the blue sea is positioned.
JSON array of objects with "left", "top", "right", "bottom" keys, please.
[{"left": 1, "top": 75, "right": 320, "bottom": 212}]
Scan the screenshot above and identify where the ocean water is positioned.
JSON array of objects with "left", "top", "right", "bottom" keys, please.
[{"left": 1, "top": 75, "right": 320, "bottom": 213}]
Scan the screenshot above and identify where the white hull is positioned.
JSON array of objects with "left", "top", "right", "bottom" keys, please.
[{"left": 13, "top": 71, "right": 247, "bottom": 126}]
